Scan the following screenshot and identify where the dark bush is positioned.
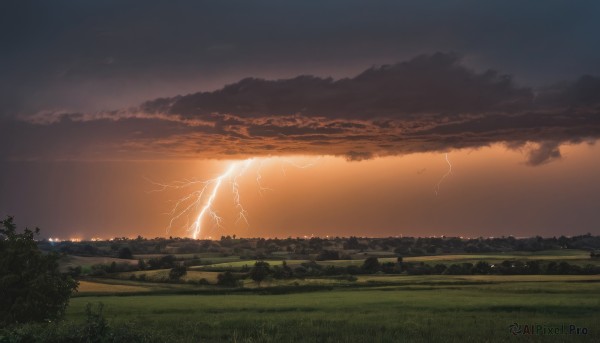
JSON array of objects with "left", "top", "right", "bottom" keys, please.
[
  {"left": 361, "top": 257, "right": 380, "bottom": 273},
  {"left": 316, "top": 249, "right": 340, "bottom": 261},
  {"left": 117, "top": 247, "right": 133, "bottom": 259},
  {"left": 249, "top": 261, "right": 271, "bottom": 286},
  {"left": 0, "top": 216, "right": 78, "bottom": 325},
  {"left": 217, "top": 271, "right": 239, "bottom": 287},
  {"left": 169, "top": 265, "right": 187, "bottom": 281}
]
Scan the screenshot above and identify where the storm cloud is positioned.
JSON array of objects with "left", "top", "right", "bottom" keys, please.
[
  {"left": 142, "top": 53, "right": 534, "bottom": 118},
  {"left": 2, "top": 53, "right": 599, "bottom": 165},
  {"left": 3, "top": 1, "right": 600, "bottom": 116}
]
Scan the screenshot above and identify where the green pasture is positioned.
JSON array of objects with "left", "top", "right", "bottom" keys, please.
[
  {"left": 135, "top": 254, "right": 243, "bottom": 264},
  {"left": 195, "top": 249, "right": 596, "bottom": 270},
  {"left": 67, "top": 275, "right": 600, "bottom": 342},
  {"left": 195, "top": 259, "right": 304, "bottom": 269},
  {"left": 116, "top": 269, "right": 223, "bottom": 283}
]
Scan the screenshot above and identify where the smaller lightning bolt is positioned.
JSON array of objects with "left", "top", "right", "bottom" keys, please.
[
  {"left": 232, "top": 159, "right": 253, "bottom": 225},
  {"left": 283, "top": 157, "right": 320, "bottom": 169},
  {"left": 255, "top": 159, "right": 273, "bottom": 196},
  {"left": 435, "top": 153, "right": 452, "bottom": 196}
]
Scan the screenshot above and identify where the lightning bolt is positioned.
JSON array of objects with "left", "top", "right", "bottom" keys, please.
[
  {"left": 255, "top": 159, "right": 273, "bottom": 196},
  {"left": 146, "top": 160, "right": 252, "bottom": 239},
  {"left": 232, "top": 159, "right": 252, "bottom": 225},
  {"left": 148, "top": 157, "right": 318, "bottom": 239},
  {"left": 435, "top": 153, "right": 452, "bottom": 196}
]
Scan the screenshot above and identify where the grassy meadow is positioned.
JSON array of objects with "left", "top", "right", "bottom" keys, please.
[
  {"left": 197, "top": 249, "right": 599, "bottom": 269},
  {"left": 69, "top": 275, "right": 599, "bottom": 342}
]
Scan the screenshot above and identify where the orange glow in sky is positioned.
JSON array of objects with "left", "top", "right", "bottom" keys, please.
[
  {"left": 135, "top": 142, "right": 600, "bottom": 239},
  {"left": 1, "top": 142, "right": 599, "bottom": 239}
]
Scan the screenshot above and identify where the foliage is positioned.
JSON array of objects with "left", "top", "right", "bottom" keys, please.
[
  {"left": 81, "top": 303, "right": 109, "bottom": 339},
  {"left": 66, "top": 266, "right": 82, "bottom": 277},
  {"left": 0, "top": 216, "right": 78, "bottom": 325},
  {"left": 117, "top": 247, "right": 133, "bottom": 259},
  {"left": 147, "top": 255, "right": 176, "bottom": 270},
  {"left": 249, "top": 261, "right": 271, "bottom": 286},
  {"left": 216, "top": 271, "right": 240, "bottom": 287},
  {"left": 37, "top": 234, "right": 600, "bottom": 262},
  {"left": 315, "top": 249, "right": 340, "bottom": 261},
  {"left": 272, "top": 261, "right": 293, "bottom": 279},
  {"left": 361, "top": 257, "right": 380, "bottom": 273},
  {"left": 89, "top": 261, "right": 138, "bottom": 276},
  {"left": 168, "top": 265, "right": 187, "bottom": 281},
  {"left": 138, "top": 258, "right": 147, "bottom": 270},
  {"left": 0, "top": 303, "right": 151, "bottom": 343}
]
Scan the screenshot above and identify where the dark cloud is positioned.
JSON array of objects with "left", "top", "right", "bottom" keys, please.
[
  {"left": 536, "top": 75, "right": 600, "bottom": 107},
  {"left": 525, "top": 141, "right": 562, "bottom": 166},
  {"left": 2, "top": 54, "right": 600, "bottom": 164},
  {"left": 2, "top": 1, "right": 600, "bottom": 117},
  {"left": 143, "top": 53, "right": 533, "bottom": 119},
  {"left": 345, "top": 151, "right": 374, "bottom": 162}
]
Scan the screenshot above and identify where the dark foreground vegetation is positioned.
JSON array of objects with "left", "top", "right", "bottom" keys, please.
[{"left": 0, "top": 217, "right": 78, "bottom": 326}]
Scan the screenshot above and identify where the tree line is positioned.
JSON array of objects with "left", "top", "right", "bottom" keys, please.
[{"left": 41, "top": 234, "right": 600, "bottom": 260}]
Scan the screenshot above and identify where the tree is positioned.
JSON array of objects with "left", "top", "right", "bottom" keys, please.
[
  {"left": 361, "top": 257, "right": 380, "bottom": 273},
  {"left": 217, "top": 271, "right": 239, "bottom": 287},
  {"left": 344, "top": 236, "right": 361, "bottom": 250},
  {"left": 0, "top": 216, "right": 78, "bottom": 325},
  {"left": 249, "top": 260, "right": 271, "bottom": 286},
  {"left": 169, "top": 265, "right": 187, "bottom": 281},
  {"left": 444, "top": 264, "right": 466, "bottom": 275},
  {"left": 558, "top": 261, "right": 572, "bottom": 275},
  {"left": 118, "top": 246, "right": 133, "bottom": 259},
  {"left": 147, "top": 254, "right": 176, "bottom": 269},
  {"left": 545, "top": 261, "right": 558, "bottom": 274},
  {"left": 473, "top": 261, "right": 492, "bottom": 274},
  {"left": 138, "top": 258, "right": 147, "bottom": 270},
  {"left": 316, "top": 249, "right": 340, "bottom": 261},
  {"left": 433, "top": 264, "right": 447, "bottom": 274},
  {"left": 272, "top": 260, "right": 295, "bottom": 279}
]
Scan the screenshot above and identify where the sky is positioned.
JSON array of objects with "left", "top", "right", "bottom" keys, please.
[{"left": 1, "top": 1, "right": 599, "bottom": 239}]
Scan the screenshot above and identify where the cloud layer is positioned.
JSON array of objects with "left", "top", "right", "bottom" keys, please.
[{"left": 2, "top": 53, "right": 599, "bottom": 164}]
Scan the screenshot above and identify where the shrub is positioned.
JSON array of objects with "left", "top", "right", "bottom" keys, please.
[
  {"left": 249, "top": 261, "right": 271, "bottom": 286},
  {"left": 169, "top": 265, "right": 187, "bottom": 281},
  {"left": 0, "top": 216, "right": 78, "bottom": 325},
  {"left": 217, "top": 271, "right": 240, "bottom": 287},
  {"left": 361, "top": 257, "right": 380, "bottom": 273}
]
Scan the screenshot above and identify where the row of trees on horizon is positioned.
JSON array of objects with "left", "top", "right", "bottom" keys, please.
[{"left": 42, "top": 233, "right": 600, "bottom": 258}]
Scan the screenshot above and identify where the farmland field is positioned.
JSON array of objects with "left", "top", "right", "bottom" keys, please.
[
  {"left": 197, "top": 250, "right": 600, "bottom": 270},
  {"left": 40, "top": 246, "right": 600, "bottom": 341},
  {"left": 77, "top": 280, "right": 156, "bottom": 294},
  {"left": 68, "top": 275, "right": 600, "bottom": 342},
  {"left": 58, "top": 255, "right": 138, "bottom": 273}
]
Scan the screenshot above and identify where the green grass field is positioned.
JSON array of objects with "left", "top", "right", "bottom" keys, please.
[
  {"left": 77, "top": 280, "right": 156, "bottom": 293},
  {"left": 54, "top": 249, "right": 600, "bottom": 341},
  {"left": 196, "top": 259, "right": 304, "bottom": 269},
  {"left": 61, "top": 250, "right": 597, "bottom": 272},
  {"left": 135, "top": 254, "right": 244, "bottom": 264},
  {"left": 117, "top": 269, "right": 223, "bottom": 283},
  {"left": 68, "top": 275, "right": 600, "bottom": 342},
  {"left": 197, "top": 249, "right": 599, "bottom": 270}
]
